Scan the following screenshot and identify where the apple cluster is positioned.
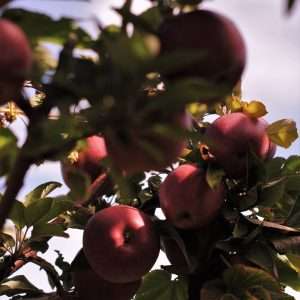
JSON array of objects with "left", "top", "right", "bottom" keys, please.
[
  {"left": 59, "top": 7, "right": 275, "bottom": 300},
  {"left": 0, "top": 19, "right": 32, "bottom": 104}
]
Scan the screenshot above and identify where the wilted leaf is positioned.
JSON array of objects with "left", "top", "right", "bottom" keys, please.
[
  {"left": 226, "top": 96, "right": 243, "bottom": 112},
  {"left": 187, "top": 102, "right": 207, "bottom": 119},
  {"left": 0, "top": 232, "right": 15, "bottom": 250},
  {"left": 267, "top": 119, "right": 298, "bottom": 148},
  {"left": 206, "top": 164, "right": 225, "bottom": 190},
  {"left": 0, "top": 275, "right": 42, "bottom": 296},
  {"left": 242, "top": 101, "right": 267, "bottom": 118}
]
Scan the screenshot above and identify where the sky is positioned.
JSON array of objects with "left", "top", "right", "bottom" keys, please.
[{"left": 1, "top": 0, "right": 300, "bottom": 298}]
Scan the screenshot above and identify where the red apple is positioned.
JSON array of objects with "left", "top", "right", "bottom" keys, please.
[
  {"left": 0, "top": 19, "right": 32, "bottom": 104},
  {"left": 104, "top": 110, "right": 191, "bottom": 174},
  {"left": 159, "top": 10, "right": 246, "bottom": 99},
  {"left": 159, "top": 164, "right": 225, "bottom": 229},
  {"left": 72, "top": 264, "right": 141, "bottom": 300},
  {"left": 204, "top": 112, "right": 274, "bottom": 178},
  {"left": 83, "top": 205, "right": 160, "bottom": 283},
  {"left": 61, "top": 135, "right": 108, "bottom": 187}
]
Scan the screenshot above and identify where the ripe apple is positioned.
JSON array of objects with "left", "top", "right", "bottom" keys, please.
[
  {"left": 83, "top": 205, "right": 160, "bottom": 283},
  {"left": 159, "top": 164, "right": 225, "bottom": 229},
  {"left": 72, "top": 261, "right": 141, "bottom": 300},
  {"left": 159, "top": 10, "right": 246, "bottom": 98},
  {"left": 61, "top": 135, "right": 108, "bottom": 187},
  {"left": 104, "top": 110, "right": 191, "bottom": 174},
  {"left": 0, "top": 19, "right": 32, "bottom": 104},
  {"left": 204, "top": 112, "right": 274, "bottom": 178}
]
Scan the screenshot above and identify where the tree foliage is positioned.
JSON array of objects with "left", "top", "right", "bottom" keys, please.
[{"left": 0, "top": 0, "right": 299, "bottom": 299}]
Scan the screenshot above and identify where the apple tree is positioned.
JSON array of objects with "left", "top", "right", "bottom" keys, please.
[{"left": 0, "top": 0, "right": 300, "bottom": 299}]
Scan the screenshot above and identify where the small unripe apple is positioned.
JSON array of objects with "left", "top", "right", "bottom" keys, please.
[
  {"left": 83, "top": 205, "right": 160, "bottom": 283},
  {"left": 159, "top": 164, "right": 225, "bottom": 229},
  {"left": 105, "top": 111, "right": 191, "bottom": 174},
  {"left": 0, "top": 19, "right": 32, "bottom": 104},
  {"left": 72, "top": 264, "right": 141, "bottom": 300},
  {"left": 159, "top": 10, "right": 246, "bottom": 99},
  {"left": 204, "top": 112, "right": 274, "bottom": 178},
  {"left": 61, "top": 135, "right": 108, "bottom": 187}
]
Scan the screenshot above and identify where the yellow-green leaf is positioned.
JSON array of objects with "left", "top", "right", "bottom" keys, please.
[
  {"left": 267, "top": 119, "right": 298, "bottom": 148},
  {"left": 226, "top": 96, "right": 243, "bottom": 113},
  {"left": 242, "top": 101, "right": 267, "bottom": 118}
]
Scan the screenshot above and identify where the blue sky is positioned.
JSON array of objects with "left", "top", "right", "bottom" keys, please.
[{"left": 1, "top": 0, "right": 300, "bottom": 298}]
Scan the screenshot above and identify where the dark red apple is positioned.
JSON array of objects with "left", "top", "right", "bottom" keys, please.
[
  {"left": 159, "top": 10, "right": 246, "bottom": 98},
  {"left": 0, "top": 19, "right": 32, "bottom": 104},
  {"left": 204, "top": 112, "right": 274, "bottom": 178},
  {"left": 61, "top": 135, "right": 108, "bottom": 187},
  {"left": 72, "top": 263, "right": 140, "bottom": 300},
  {"left": 104, "top": 110, "right": 191, "bottom": 174},
  {"left": 83, "top": 205, "right": 160, "bottom": 283},
  {"left": 159, "top": 164, "right": 225, "bottom": 229}
]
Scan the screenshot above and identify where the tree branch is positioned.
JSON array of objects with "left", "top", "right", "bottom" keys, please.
[{"left": 0, "top": 151, "right": 32, "bottom": 230}]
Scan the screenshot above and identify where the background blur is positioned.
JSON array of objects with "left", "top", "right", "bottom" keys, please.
[{"left": 1, "top": 0, "right": 299, "bottom": 298}]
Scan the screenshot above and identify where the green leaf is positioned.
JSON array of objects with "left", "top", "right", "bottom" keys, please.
[
  {"left": 0, "top": 128, "right": 18, "bottom": 176},
  {"left": 54, "top": 250, "right": 72, "bottom": 290},
  {"left": 259, "top": 178, "right": 286, "bottom": 207},
  {"left": 271, "top": 236, "right": 300, "bottom": 256},
  {"left": 200, "top": 279, "right": 226, "bottom": 300},
  {"left": 2, "top": 9, "right": 93, "bottom": 47},
  {"left": 139, "top": 6, "right": 163, "bottom": 31},
  {"left": 35, "top": 196, "right": 73, "bottom": 226},
  {"left": 27, "top": 240, "right": 49, "bottom": 254},
  {"left": 245, "top": 242, "right": 275, "bottom": 274},
  {"left": 283, "top": 156, "right": 300, "bottom": 175},
  {"left": 275, "top": 255, "right": 300, "bottom": 291},
  {"left": 9, "top": 200, "right": 26, "bottom": 229},
  {"left": 31, "top": 223, "right": 69, "bottom": 240},
  {"left": 248, "top": 286, "right": 272, "bottom": 300},
  {"left": 0, "top": 275, "right": 42, "bottom": 296},
  {"left": 264, "top": 157, "right": 286, "bottom": 180},
  {"left": 285, "top": 175, "right": 300, "bottom": 193},
  {"left": 135, "top": 270, "right": 188, "bottom": 300},
  {"left": 64, "top": 169, "right": 90, "bottom": 202},
  {"left": 221, "top": 295, "right": 239, "bottom": 300},
  {"left": 223, "top": 265, "right": 281, "bottom": 296},
  {"left": 24, "top": 181, "right": 62, "bottom": 207},
  {"left": 24, "top": 197, "right": 53, "bottom": 226},
  {"left": 286, "top": 253, "right": 300, "bottom": 272}
]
